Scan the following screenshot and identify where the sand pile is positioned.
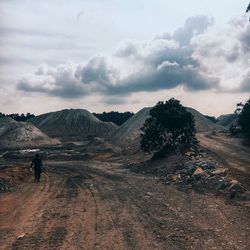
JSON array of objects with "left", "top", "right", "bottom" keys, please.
[
  {"left": 29, "top": 109, "right": 118, "bottom": 140},
  {"left": 0, "top": 117, "right": 60, "bottom": 149},
  {"left": 111, "top": 107, "right": 223, "bottom": 147},
  {"left": 217, "top": 114, "right": 238, "bottom": 128}
]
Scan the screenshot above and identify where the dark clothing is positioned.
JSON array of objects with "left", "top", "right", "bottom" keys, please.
[
  {"left": 34, "top": 167, "right": 41, "bottom": 181},
  {"left": 32, "top": 158, "right": 42, "bottom": 169},
  {"left": 32, "top": 158, "right": 42, "bottom": 182}
]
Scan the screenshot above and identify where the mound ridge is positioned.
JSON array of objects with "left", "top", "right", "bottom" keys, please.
[
  {"left": 111, "top": 107, "right": 223, "bottom": 147},
  {"left": 217, "top": 114, "right": 238, "bottom": 128},
  {"left": 186, "top": 107, "right": 223, "bottom": 132},
  {"left": 0, "top": 117, "right": 60, "bottom": 149},
  {"left": 110, "top": 108, "right": 150, "bottom": 147},
  {"left": 29, "top": 109, "right": 118, "bottom": 140}
]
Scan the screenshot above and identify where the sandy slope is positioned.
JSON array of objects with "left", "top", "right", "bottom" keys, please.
[
  {"left": 0, "top": 117, "right": 60, "bottom": 149},
  {"left": 0, "top": 156, "right": 249, "bottom": 250},
  {"left": 111, "top": 107, "right": 223, "bottom": 147},
  {"left": 29, "top": 109, "right": 118, "bottom": 140}
]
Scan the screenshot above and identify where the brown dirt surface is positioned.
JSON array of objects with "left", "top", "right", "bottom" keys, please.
[
  {"left": 0, "top": 151, "right": 249, "bottom": 250},
  {"left": 198, "top": 132, "right": 250, "bottom": 190}
]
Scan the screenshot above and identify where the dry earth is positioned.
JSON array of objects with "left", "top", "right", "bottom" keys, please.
[
  {"left": 0, "top": 133, "right": 250, "bottom": 250},
  {"left": 198, "top": 132, "right": 250, "bottom": 190}
]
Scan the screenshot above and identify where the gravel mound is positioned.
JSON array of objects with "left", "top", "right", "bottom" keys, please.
[
  {"left": 29, "top": 109, "right": 118, "bottom": 140},
  {"left": 111, "top": 107, "right": 223, "bottom": 147},
  {"left": 110, "top": 107, "right": 150, "bottom": 147},
  {"left": 217, "top": 114, "right": 238, "bottom": 128},
  {"left": 0, "top": 117, "right": 60, "bottom": 149},
  {"left": 186, "top": 107, "right": 223, "bottom": 132}
]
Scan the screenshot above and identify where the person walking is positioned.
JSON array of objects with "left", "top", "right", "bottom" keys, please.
[{"left": 31, "top": 153, "right": 43, "bottom": 182}]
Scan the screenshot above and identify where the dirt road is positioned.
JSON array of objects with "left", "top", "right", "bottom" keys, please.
[
  {"left": 0, "top": 156, "right": 249, "bottom": 250},
  {"left": 198, "top": 132, "right": 250, "bottom": 190}
]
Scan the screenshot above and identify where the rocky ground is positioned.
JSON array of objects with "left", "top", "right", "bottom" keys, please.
[{"left": 0, "top": 132, "right": 249, "bottom": 249}]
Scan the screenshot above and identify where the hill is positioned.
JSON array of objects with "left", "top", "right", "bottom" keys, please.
[
  {"left": 217, "top": 114, "right": 238, "bottom": 128},
  {"left": 186, "top": 108, "right": 223, "bottom": 132},
  {"left": 0, "top": 117, "right": 60, "bottom": 149},
  {"left": 110, "top": 108, "right": 150, "bottom": 147},
  {"left": 29, "top": 109, "right": 118, "bottom": 140},
  {"left": 111, "top": 107, "right": 223, "bottom": 147}
]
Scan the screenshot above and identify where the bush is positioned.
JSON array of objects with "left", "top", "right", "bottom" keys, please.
[
  {"left": 238, "top": 99, "right": 250, "bottom": 139},
  {"left": 140, "top": 98, "right": 197, "bottom": 158}
]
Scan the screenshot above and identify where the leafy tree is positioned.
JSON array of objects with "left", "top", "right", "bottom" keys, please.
[
  {"left": 140, "top": 98, "right": 197, "bottom": 157},
  {"left": 238, "top": 99, "right": 250, "bottom": 139}
]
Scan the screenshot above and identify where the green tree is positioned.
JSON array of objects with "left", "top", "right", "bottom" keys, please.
[
  {"left": 238, "top": 99, "right": 250, "bottom": 139},
  {"left": 140, "top": 98, "right": 197, "bottom": 157}
]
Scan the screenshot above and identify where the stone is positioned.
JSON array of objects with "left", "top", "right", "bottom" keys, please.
[
  {"left": 228, "top": 181, "right": 246, "bottom": 193},
  {"left": 185, "top": 151, "right": 196, "bottom": 157},
  {"left": 17, "top": 234, "right": 25, "bottom": 239},
  {"left": 211, "top": 168, "right": 228, "bottom": 176},
  {"left": 214, "top": 179, "right": 228, "bottom": 190},
  {"left": 172, "top": 174, "right": 181, "bottom": 182},
  {"left": 193, "top": 167, "right": 205, "bottom": 177}
]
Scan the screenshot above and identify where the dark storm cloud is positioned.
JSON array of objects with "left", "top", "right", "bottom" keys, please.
[
  {"left": 78, "top": 56, "right": 118, "bottom": 85},
  {"left": 106, "top": 64, "right": 218, "bottom": 95},
  {"left": 18, "top": 79, "right": 87, "bottom": 98},
  {"left": 17, "top": 15, "right": 236, "bottom": 98},
  {"left": 18, "top": 64, "right": 88, "bottom": 98}
]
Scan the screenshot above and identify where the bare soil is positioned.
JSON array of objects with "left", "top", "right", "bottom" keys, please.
[
  {"left": 0, "top": 133, "right": 250, "bottom": 250},
  {"left": 198, "top": 132, "right": 250, "bottom": 190}
]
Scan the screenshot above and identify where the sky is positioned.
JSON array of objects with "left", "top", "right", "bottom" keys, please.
[{"left": 0, "top": 0, "right": 249, "bottom": 117}]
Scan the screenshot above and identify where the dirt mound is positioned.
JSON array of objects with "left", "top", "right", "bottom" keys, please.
[
  {"left": 0, "top": 117, "right": 61, "bottom": 149},
  {"left": 110, "top": 107, "right": 151, "bottom": 147},
  {"left": 217, "top": 114, "right": 238, "bottom": 128},
  {"left": 128, "top": 148, "right": 249, "bottom": 200},
  {"left": 86, "top": 137, "right": 121, "bottom": 153},
  {"left": 186, "top": 107, "right": 223, "bottom": 132},
  {"left": 111, "top": 107, "right": 223, "bottom": 147},
  {"left": 29, "top": 109, "right": 118, "bottom": 140},
  {"left": 0, "top": 165, "right": 31, "bottom": 192}
]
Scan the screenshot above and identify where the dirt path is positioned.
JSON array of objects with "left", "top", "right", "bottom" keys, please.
[
  {"left": 198, "top": 132, "right": 250, "bottom": 190},
  {"left": 0, "top": 158, "right": 250, "bottom": 250}
]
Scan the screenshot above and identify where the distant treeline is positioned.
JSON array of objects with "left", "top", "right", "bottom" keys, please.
[
  {"left": 0, "top": 112, "right": 35, "bottom": 122},
  {"left": 93, "top": 111, "right": 134, "bottom": 126}
]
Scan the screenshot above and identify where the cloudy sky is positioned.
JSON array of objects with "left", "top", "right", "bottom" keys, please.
[{"left": 0, "top": 0, "right": 249, "bottom": 116}]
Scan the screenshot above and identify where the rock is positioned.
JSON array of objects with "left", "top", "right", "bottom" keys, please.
[
  {"left": 171, "top": 174, "right": 181, "bottom": 182},
  {"left": 237, "top": 192, "right": 250, "bottom": 201},
  {"left": 17, "top": 234, "right": 25, "bottom": 239},
  {"left": 201, "top": 162, "right": 215, "bottom": 170},
  {"left": 193, "top": 167, "right": 205, "bottom": 177},
  {"left": 186, "top": 165, "right": 197, "bottom": 175},
  {"left": 185, "top": 151, "right": 195, "bottom": 157},
  {"left": 214, "top": 178, "right": 228, "bottom": 190},
  {"left": 211, "top": 168, "right": 228, "bottom": 176},
  {"left": 228, "top": 181, "right": 246, "bottom": 193}
]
